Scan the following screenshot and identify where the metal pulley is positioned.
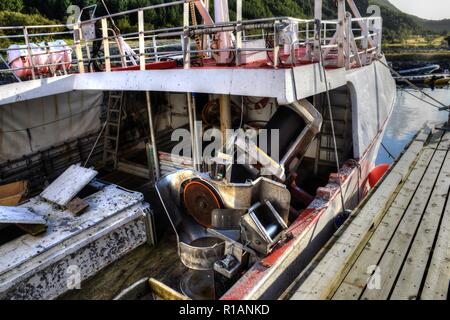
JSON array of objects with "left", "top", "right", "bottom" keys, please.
[{"left": 183, "top": 180, "right": 223, "bottom": 228}]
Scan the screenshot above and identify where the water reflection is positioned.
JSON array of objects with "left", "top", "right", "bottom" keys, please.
[{"left": 376, "top": 87, "right": 450, "bottom": 164}]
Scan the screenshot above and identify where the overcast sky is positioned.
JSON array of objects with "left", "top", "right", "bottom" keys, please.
[{"left": 389, "top": 0, "right": 450, "bottom": 20}]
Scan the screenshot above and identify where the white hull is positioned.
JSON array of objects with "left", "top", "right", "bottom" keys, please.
[{"left": 222, "top": 59, "right": 396, "bottom": 300}]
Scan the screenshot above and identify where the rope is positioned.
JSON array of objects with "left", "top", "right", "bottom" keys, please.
[
  {"left": 84, "top": 120, "right": 107, "bottom": 167},
  {"left": 316, "top": 19, "right": 346, "bottom": 213},
  {"left": 101, "top": 0, "right": 120, "bottom": 33},
  {"left": 190, "top": 2, "right": 206, "bottom": 59},
  {"left": 239, "top": 96, "right": 244, "bottom": 129},
  {"left": 399, "top": 87, "right": 446, "bottom": 111},
  {"left": 381, "top": 142, "right": 395, "bottom": 160},
  {"left": 378, "top": 59, "right": 450, "bottom": 112}
]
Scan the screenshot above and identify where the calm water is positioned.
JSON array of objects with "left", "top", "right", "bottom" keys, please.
[{"left": 376, "top": 87, "right": 450, "bottom": 165}]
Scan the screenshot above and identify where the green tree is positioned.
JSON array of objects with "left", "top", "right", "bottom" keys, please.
[
  {"left": 445, "top": 35, "right": 450, "bottom": 48},
  {"left": 0, "top": 0, "right": 24, "bottom": 12}
]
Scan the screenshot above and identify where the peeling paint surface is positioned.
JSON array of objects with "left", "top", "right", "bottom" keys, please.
[
  {"left": 40, "top": 164, "right": 98, "bottom": 206},
  {"left": 0, "top": 184, "right": 150, "bottom": 300}
]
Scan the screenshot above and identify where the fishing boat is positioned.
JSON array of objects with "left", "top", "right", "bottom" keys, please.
[{"left": 0, "top": 0, "right": 396, "bottom": 300}]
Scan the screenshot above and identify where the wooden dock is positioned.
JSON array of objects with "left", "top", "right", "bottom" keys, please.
[{"left": 289, "top": 124, "right": 450, "bottom": 300}]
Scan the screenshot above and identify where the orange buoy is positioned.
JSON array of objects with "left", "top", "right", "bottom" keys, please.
[{"left": 368, "top": 163, "right": 390, "bottom": 188}]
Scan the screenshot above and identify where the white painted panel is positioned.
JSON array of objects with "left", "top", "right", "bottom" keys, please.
[
  {"left": 0, "top": 206, "right": 46, "bottom": 225},
  {"left": 293, "top": 64, "right": 347, "bottom": 100},
  {"left": 347, "top": 59, "right": 396, "bottom": 158},
  {"left": 0, "top": 184, "right": 144, "bottom": 276},
  {"left": 40, "top": 164, "right": 98, "bottom": 206}
]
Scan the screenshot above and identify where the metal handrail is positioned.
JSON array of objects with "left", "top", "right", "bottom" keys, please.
[{"left": 0, "top": 0, "right": 383, "bottom": 82}]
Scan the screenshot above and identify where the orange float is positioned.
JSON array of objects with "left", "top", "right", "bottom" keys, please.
[{"left": 368, "top": 163, "right": 390, "bottom": 188}]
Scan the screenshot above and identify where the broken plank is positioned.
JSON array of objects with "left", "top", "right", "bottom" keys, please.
[{"left": 40, "top": 164, "right": 98, "bottom": 207}]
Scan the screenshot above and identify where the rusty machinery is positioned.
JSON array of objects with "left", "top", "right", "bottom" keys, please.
[{"left": 156, "top": 95, "right": 322, "bottom": 299}]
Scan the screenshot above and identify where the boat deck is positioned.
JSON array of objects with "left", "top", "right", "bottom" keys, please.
[
  {"left": 58, "top": 169, "right": 187, "bottom": 300},
  {"left": 289, "top": 123, "right": 450, "bottom": 300}
]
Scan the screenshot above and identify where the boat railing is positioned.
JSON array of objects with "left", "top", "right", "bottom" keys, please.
[{"left": 0, "top": 0, "right": 383, "bottom": 83}]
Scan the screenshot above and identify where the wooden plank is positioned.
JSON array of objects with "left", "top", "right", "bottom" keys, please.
[
  {"left": 421, "top": 183, "right": 450, "bottom": 300},
  {"left": 149, "top": 278, "right": 190, "bottom": 300},
  {"left": 40, "top": 164, "right": 98, "bottom": 207},
  {"left": 291, "top": 135, "right": 426, "bottom": 300},
  {"left": 415, "top": 124, "right": 433, "bottom": 142},
  {"left": 391, "top": 133, "right": 450, "bottom": 299},
  {"left": 101, "top": 19, "right": 111, "bottom": 72},
  {"left": 361, "top": 148, "right": 447, "bottom": 299},
  {"left": 332, "top": 147, "right": 435, "bottom": 300},
  {"left": 390, "top": 148, "right": 435, "bottom": 211},
  {"left": 437, "top": 129, "right": 450, "bottom": 150}
]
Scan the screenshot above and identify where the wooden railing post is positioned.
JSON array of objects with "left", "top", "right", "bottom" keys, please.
[
  {"left": 138, "top": 10, "right": 146, "bottom": 71},
  {"left": 273, "top": 20, "right": 280, "bottom": 68},
  {"left": 345, "top": 12, "right": 351, "bottom": 69},
  {"left": 362, "top": 18, "right": 369, "bottom": 64},
  {"left": 183, "top": 2, "right": 190, "bottom": 69},
  {"left": 337, "top": 0, "right": 346, "bottom": 68},
  {"left": 73, "top": 24, "right": 85, "bottom": 74},
  {"left": 101, "top": 18, "right": 111, "bottom": 72},
  {"left": 235, "top": 0, "right": 243, "bottom": 66}
]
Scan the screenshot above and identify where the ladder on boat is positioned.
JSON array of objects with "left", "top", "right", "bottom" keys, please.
[
  {"left": 103, "top": 91, "right": 125, "bottom": 168},
  {"left": 317, "top": 88, "right": 353, "bottom": 164}
]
